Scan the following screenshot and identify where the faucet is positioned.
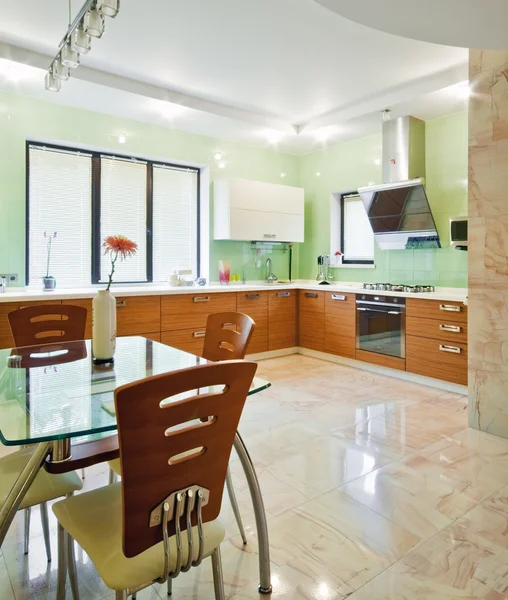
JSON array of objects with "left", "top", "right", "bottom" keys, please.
[
  {"left": 265, "top": 258, "right": 278, "bottom": 283},
  {"left": 0, "top": 276, "right": 5, "bottom": 294}
]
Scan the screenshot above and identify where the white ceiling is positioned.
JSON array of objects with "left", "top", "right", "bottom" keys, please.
[{"left": 0, "top": 0, "right": 469, "bottom": 154}]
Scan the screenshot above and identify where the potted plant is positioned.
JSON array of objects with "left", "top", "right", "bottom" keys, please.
[
  {"left": 92, "top": 235, "right": 137, "bottom": 363},
  {"left": 43, "top": 232, "right": 57, "bottom": 291}
]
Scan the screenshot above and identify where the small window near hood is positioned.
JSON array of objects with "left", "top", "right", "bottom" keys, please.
[{"left": 341, "top": 193, "right": 374, "bottom": 265}]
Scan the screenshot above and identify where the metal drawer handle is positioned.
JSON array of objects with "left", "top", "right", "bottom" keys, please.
[
  {"left": 193, "top": 331, "right": 206, "bottom": 338},
  {"left": 246, "top": 293, "right": 260, "bottom": 300},
  {"left": 331, "top": 294, "right": 346, "bottom": 301},
  {"left": 116, "top": 300, "right": 127, "bottom": 308},
  {"left": 439, "top": 344, "right": 461, "bottom": 354},
  {"left": 440, "top": 304, "right": 461, "bottom": 312},
  {"left": 277, "top": 292, "right": 291, "bottom": 297},
  {"left": 304, "top": 292, "right": 318, "bottom": 298},
  {"left": 263, "top": 233, "right": 276, "bottom": 239},
  {"left": 193, "top": 296, "right": 210, "bottom": 303},
  {"left": 440, "top": 324, "right": 461, "bottom": 333}
]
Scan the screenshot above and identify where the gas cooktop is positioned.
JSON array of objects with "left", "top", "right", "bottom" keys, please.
[{"left": 362, "top": 283, "right": 435, "bottom": 293}]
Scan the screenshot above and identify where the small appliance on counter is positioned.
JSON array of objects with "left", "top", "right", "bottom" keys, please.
[
  {"left": 169, "top": 268, "right": 195, "bottom": 287},
  {"left": 362, "top": 282, "right": 435, "bottom": 293}
]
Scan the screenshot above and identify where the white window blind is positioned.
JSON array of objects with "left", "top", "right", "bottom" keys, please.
[
  {"left": 100, "top": 157, "right": 147, "bottom": 282},
  {"left": 28, "top": 147, "right": 92, "bottom": 287},
  {"left": 152, "top": 165, "right": 199, "bottom": 281},
  {"left": 343, "top": 195, "right": 375, "bottom": 261}
]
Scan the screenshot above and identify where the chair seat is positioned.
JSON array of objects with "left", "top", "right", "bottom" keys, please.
[
  {"left": 108, "top": 458, "right": 121, "bottom": 476},
  {"left": 0, "top": 449, "right": 82, "bottom": 510},
  {"left": 52, "top": 482, "right": 225, "bottom": 592}
]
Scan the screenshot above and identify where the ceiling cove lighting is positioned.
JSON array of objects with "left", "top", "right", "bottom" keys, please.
[{"left": 45, "top": 0, "right": 120, "bottom": 92}]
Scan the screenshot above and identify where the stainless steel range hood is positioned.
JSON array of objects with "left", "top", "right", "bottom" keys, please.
[{"left": 358, "top": 115, "right": 441, "bottom": 251}]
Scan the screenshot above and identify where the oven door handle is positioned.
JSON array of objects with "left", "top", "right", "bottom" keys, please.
[{"left": 357, "top": 307, "right": 403, "bottom": 315}]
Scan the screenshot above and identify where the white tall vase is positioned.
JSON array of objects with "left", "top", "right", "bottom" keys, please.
[{"left": 92, "top": 289, "right": 117, "bottom": 362}]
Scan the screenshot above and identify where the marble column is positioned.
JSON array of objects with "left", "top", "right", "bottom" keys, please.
[{"left": 469, "top": 49, "right": 508, "bottom": 437}]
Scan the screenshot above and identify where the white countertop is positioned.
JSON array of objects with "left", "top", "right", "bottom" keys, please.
[{"left": 0, "top": 281, "right": 468, "bottom": 304}]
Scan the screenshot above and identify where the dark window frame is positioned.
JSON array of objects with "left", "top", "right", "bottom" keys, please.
[
  {"left": 26, "top": 141, "right": 201, "bottom": 285},
  {"left": 340, "top": 191, "right": 375, "bottom": 266}
]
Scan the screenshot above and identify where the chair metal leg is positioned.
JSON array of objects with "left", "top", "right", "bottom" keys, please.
[
  {"left": 211, "top": 547, "right": 226, "bottom": 600},
  {"left": 167, "top": 578, "right": 172, "bottom": 596},
  {"left": 131, "top": 594, "right": 136, "bottom": 599},
  {"left": 109, "top": 469, "right": 117, "bottom": 485},
  {"left": 23, "top": 507, "right": 31, "bottom": 555},
  {"left": 226, "top": 468, "right": 247, "bottom": 545},
  {"left": 40, "top": 502, "right": 52, "bottom": 562},
  {"left": 81, "top": 468, "right": 85, "bottom": 479},
  {"left": 57, "top": 523, "right": 67, "bottom": 600},
  {"left": 67, "top": 534, "right": 80, "bottom": 600},
  {"left": 115, "top": 592, "right": 128, "bottom": 600}
]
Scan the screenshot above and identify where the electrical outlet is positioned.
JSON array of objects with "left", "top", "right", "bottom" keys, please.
[{"left": 0, "top": 274, "right": 18, "bottom": 284}]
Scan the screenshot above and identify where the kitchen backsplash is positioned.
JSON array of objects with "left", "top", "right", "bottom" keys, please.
[{"left": 298, "top": 111, "right": 468, "bottom": 288}]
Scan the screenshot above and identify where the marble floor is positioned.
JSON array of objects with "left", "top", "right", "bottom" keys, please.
[{"left": 4, "top": 355, "right": 508, "bottom": 599}]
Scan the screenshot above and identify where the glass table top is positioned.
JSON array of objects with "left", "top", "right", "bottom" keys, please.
[{"left": 0, "top": 336, "right": 270, "bottom": 446}]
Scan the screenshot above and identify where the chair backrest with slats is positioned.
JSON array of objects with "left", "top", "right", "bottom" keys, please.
[
  {"left": 202, "top": 312, "right": 255, "bottom": 361},
  {"left": 115, "top": 360, "right": 257, "bottom": 558},
  {"left": 8, "top": 304, "right": 87, "bottom": 347}
]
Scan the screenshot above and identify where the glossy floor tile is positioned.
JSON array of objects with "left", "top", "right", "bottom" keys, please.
[{"left": 2, "top": 355, "right": 508, "bottom": 599}]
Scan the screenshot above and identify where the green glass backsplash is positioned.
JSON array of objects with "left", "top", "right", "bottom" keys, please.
[
  {"left": 297, "top": 111, "right": 468, "bottom": 287},
  {"left": 0, "top": 90, "right": 467, "bottom": 287},
  {"left": 0, "top": 91, "right": 299, "bottom": 284}
]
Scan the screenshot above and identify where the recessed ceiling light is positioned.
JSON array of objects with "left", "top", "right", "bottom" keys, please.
[
  {"left": 218, "top": 162, "right": 226, "bottom": 169},
  {"left": 455, "top": 80, "right": 471, "bottom": 99},
  {"left": 316, "top": 172, "right": 321, "bottom": 177},
  {"left": 118, "top": 135, "right": 126, "bottom": 144},
  {"left": 214, "top": 153, "right": 222, "bottom": 161}
]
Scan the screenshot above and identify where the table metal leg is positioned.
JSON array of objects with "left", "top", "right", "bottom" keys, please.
[
  {"left": 233, "top": 432, "right": 272, "bottom": 594},
  {"left": 51, "top": 438, "right": 72, "bottom": 463},
  {"left": 0, "top": 442, "right": 52, "bottom": 547},
  {"left": 23, "top": 507, "right": 31, "bottom": 555}
]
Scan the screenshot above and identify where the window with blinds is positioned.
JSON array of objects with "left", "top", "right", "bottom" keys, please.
[
  {"left": 153, "top": 165, "right": 199, "bottom": 281},
  {"left": 28, "top": 146, "right": 92, "bottom": 287},
  {"left": 99, "top": 157, "right": 148, "bottom": 283},
  {"left": 27, "top": 143, "right": 200, "bottom": 286},
  {"left": 342, "top": 194, "right": 375, "bottom": 264}
]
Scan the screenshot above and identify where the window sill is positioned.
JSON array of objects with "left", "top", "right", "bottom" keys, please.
[{"left": 329, "top": 263, "right": 376, "bottom": 269}]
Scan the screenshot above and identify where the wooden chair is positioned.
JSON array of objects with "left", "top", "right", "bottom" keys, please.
[
  {"left": 8, "top": 304, "right": 88, "bottom": 348},
  {"left": 53, "top": 360, "right": 257, "bottom": 600},
  {"left": 202, "top": 312, "right": 255, "bottom": 362}
]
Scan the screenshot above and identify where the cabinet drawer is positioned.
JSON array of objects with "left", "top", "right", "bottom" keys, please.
[
  {"left": 268, "top": 290, "right": 296, "bottom": 350},
  {"left": 62, "top": 299, "right": 93, "bottom": 339},
  {"left": 324, "top": 292, "right": 356, "bottom": 358},
  {"left": 406, "top": 335, "right": 467, "bottom": 385},
  {"left": 299, "top": 290, "right": 325, "bottom": 314},
  {"left": 161, "top": 328, "right": 206, "bottom": 357},
  {"left": 407, "top": 298, "right": 467, "bottom": 323},
  {"left": 407, "top": 315, "right": 468, "bottom": 345},
  {"left": 299, "top": 311, "right": 325, "bottom": 351},
  {"left": 140, "top": 332, "right": 161, "bottom": 343},
  {"left": 237, "top": 291, "right": 268, "bottom": 354},
  {"left": 116, "top": 296, "right": 161, "bottom": 336},
  {"left": 161, "top": 293, "right": 236, "bottom": 331}
]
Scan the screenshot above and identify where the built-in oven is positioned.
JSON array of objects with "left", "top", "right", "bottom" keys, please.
[{"left": 356, "top": 294, "right": 406, "bottom": 359}]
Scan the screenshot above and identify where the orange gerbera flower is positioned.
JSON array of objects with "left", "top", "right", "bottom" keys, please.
[{"left": 103, "top": 235, "right": 138, "bottom": 260}]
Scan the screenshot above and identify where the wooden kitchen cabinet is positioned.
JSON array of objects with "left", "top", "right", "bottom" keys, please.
[
  {"left": 161, "top": 327, "right": 206, "bottom": 356},
  {"left": 237, "top": 291, "right": 268, "bottom": 354},
  {"left": 161, "top": 293, "right": 236, "bottom": 331},
  {"left": 298, "top": 290, "right": 325, "bottom": 351},
  {"left": 268, "top": 289, "right": 297, "bottom": 350},
  {"left": 406, "top": 298, "right": 468, "bottom": 385},
  {"left": 116, "top": 296, "right": 161, "bottom": 336},
  {"left": 324, "top": 291, "right": 356, "bottom": 359}
]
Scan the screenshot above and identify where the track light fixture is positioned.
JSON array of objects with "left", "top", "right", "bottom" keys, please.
[{"left": 45, "top": 0, "right": 120, "bottom": 92}]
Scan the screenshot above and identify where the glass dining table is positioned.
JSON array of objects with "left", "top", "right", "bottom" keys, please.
[{"left": 0, "top": 336, "right": 273, "bottom": 594}]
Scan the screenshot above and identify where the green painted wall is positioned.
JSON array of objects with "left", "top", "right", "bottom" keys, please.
[
  {"left": 0, "top": 90, "right": 468, "bottom": 288},
  {"left": 0, "top": 91, "right": 299, "bottom": 285},
  {"left": 297, "top": 111, "right": 468, "bottom": 287}
]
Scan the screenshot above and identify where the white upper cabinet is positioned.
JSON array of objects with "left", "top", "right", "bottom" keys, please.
[{"left": 214, "top": 178, "right": 304, "bottom": 242}]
